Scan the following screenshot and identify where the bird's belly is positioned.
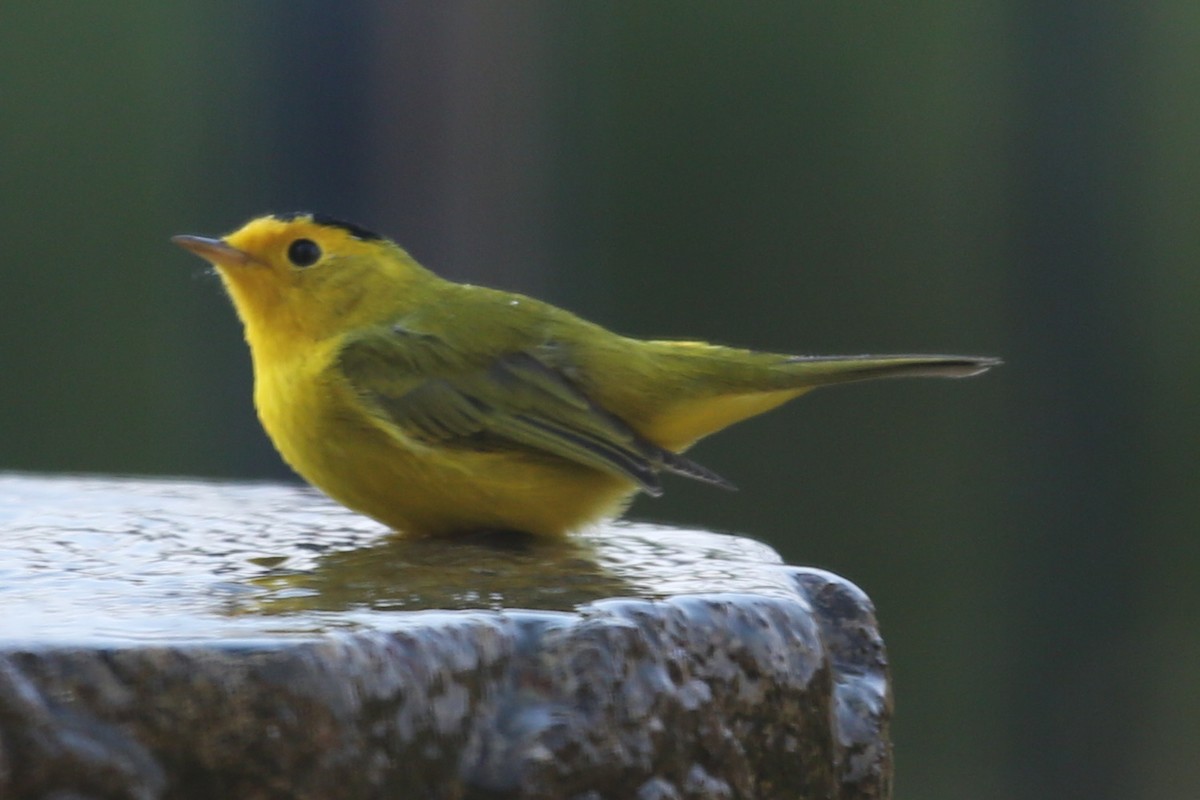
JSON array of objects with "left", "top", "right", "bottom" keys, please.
[{"left": 256, "top": 370, "right": 634, "bottom": 536}]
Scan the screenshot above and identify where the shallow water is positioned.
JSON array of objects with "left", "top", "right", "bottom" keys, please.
[{"left": 0, "top": 473, "right": 796, "bottom": 646}]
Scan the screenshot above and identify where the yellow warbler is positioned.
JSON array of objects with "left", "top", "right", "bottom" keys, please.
[{"left": 174, "top": 213, "right": 997, "bottom": 536}]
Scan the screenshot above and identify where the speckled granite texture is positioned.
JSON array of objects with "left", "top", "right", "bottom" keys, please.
[{"left": 0, "top": 474, "right": 892, "bottom": 799}]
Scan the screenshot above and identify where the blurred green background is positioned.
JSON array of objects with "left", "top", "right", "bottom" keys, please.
[{"left": 2, "top": 3, "right": 1197, "bottom": 798}]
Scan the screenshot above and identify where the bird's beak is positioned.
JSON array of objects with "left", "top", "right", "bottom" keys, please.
[{"left": 171, "top": 235, "right": 255, "bottom": 268}]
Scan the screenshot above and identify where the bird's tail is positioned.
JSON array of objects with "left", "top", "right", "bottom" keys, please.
[
  {"left": 646, "top": 340, "right": 1000, "bottom": 391},
  {"left": 773, "top": 353, "right": 1001, "bottom": 387},
  {"left": 639, "top": 345, "right": 1000, "bottom": 450}
]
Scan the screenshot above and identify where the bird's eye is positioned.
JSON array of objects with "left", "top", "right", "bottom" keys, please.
[{"left": 287, "top": 238, "right": 322, "bottom": 267}]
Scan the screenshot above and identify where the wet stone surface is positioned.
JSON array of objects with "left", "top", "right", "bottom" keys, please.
[{"left": 0, "top": 473, "right": 892, "bottom": 799}]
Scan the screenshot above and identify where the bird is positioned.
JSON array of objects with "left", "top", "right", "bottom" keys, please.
[{"left": 174, "top": 212, "right": 998, "bottom": 536}]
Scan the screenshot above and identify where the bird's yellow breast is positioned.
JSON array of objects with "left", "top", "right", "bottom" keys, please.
[{"left": 250, "top": 341, "right": 635, "bottom": 536}]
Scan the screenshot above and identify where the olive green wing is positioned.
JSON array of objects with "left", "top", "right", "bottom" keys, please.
[{"left": 335, "top": 325, "right": 734, "bottom": 495}]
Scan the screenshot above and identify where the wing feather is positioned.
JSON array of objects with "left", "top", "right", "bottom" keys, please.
[{"left": 335, "top": 324, "right": 732, "bottom": 494}]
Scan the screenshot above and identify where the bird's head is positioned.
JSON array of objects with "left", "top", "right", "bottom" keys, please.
[{"left": 173, "top": 213, "right": 432, "bottom": 352}]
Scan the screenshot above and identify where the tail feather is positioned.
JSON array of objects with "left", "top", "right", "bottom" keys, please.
[
  {"left": 658, "top": 449, "right": 738, "bottom": 491},
  {"left": 639, "top": 345, "right": 1000, "bottom": 452},
  {"left": 778, "top": 354, "right": 1001, "bottom": 386}
]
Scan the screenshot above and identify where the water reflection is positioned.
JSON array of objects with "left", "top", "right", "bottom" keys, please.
[
  {"left": 247, "top": 531, "right": 636, "bottom": 614},
  {"left": 1, "top": 474, "right": 797, "bottom": 644}
]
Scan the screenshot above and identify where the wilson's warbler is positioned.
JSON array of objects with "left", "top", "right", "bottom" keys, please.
[{"left": 174, "top": 213, "right": 998, "bottom": 536}]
